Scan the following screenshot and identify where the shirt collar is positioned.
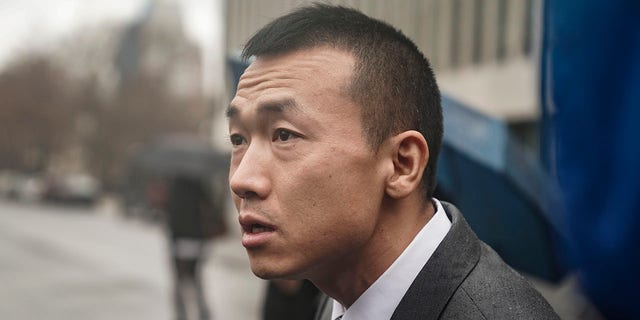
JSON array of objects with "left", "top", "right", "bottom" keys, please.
[{"left": 331, "top": 199, "right": 451, "bottom": 320}]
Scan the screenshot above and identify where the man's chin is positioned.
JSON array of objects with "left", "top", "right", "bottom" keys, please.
[
  {"left": 251, "top": 269, "right": 275, "bottom": 280},
  {"left": 250, "top": 265, "right": 288, "bottom": 279},
  {"left": 249, "top": 261, "right": 303, "bottom": 280}
]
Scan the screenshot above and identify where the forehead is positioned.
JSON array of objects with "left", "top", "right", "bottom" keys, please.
[{"left": 230, "top": 47, "right": 356, "bottom": 115}]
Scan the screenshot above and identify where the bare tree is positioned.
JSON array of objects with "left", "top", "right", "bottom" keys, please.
[
  {"left": 87, "top": 71, "right": 207, "bottom": 189},
  {"left": 56, "top": 15, "right": 210, "bottom": 190},
  {"left": 0, "top": 54, "right": 76, "bottom": 172},
  {"left": 0, "top": 8, "right": 211, "bottom": 191}
]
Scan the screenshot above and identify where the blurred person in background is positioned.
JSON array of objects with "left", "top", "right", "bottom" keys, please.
[
  {"left": 145, "top": 177, "right": 168, "bottom": 221},
  {"left": 165, "top": 175, "right": 227, "bottom": 320},
  {"left": 227, "top": 4, "right": 558, "bottom": 320},
  {"left": 542, "top": 0, "right": 640, "bottom": 319}
]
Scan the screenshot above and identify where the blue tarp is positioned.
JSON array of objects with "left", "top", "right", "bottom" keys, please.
[
  {"left": 541, "top": 1, "right": 640, "bottom": 318},
  {"left": 438, "top": 94, "right": 565, "bottom": 282}
]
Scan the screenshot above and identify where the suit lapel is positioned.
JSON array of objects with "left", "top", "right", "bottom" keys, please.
[{"left": 391, "top": 202, "right": 481, "bottom": 320}]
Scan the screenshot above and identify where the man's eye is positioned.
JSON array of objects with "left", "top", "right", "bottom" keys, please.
[
  {"left": 274, "top": 129, "right": 294, "bottom": 142},
  {"left": 229, "top": 134, "right": 245, "bottom": 146}
]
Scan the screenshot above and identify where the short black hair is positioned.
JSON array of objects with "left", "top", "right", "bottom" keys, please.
[{"left": 242, "top": 3, "right": 443, "bottom": 198}]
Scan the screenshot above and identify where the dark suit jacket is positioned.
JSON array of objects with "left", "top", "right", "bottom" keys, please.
[{"left": 315, "top": 202, "right": 559, "bottom": 320}]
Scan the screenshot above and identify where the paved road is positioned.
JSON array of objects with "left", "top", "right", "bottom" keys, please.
[{"left": 0, "top": 198, "right": 265, "bottom": 320}]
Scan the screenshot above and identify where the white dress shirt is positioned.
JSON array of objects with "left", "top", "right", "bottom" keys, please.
[{"left": 331, "top": 199, "right": 451, "bottom": 320}]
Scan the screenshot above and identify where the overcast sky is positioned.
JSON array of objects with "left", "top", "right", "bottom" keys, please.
[{"left": 0, "top": 0, "right": 223, "bottom": 75}]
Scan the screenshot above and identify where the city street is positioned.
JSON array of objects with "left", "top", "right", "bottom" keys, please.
[{"left": 0, "top": 198, "right": 265, "bottom": 320}]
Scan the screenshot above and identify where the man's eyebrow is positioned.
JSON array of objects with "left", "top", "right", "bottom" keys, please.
[
  {"left": 226, "top": 105, "right": 238, "bottom": 118},
  {"left": 226, "top": 98, "right": 299, "bottom": 119},
  {"left": 258, "top": 98, "right": 299, "bottom": 115}
]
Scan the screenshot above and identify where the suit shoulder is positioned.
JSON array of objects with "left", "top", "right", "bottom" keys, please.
[{"left": 443, "top": 243, "right": 559, "bottom": 320}]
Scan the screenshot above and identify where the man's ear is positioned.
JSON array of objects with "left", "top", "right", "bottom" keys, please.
[{"left": 385, "top": 131, "right": 429, "bottom": 199}]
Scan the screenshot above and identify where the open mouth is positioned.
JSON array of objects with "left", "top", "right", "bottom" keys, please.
[
  {"left": 240, "top": 221, "right": 276, "bottom": 247},
  {"left": 243, "top": 223, "right": 275, "bottom": 234},
  {"left": 251, "top": 224, "right": 272, "bottom": 233}
]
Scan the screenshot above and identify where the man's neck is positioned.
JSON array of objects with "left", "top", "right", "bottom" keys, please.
[{"left": 311, "top": 196, "right": 435, "bottom": 307}]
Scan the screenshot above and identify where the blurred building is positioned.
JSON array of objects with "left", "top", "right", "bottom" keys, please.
[
  {"left": 116, "top": 0, "right": 203, "bottom": 98},
  {"left": 45, "top": 0, "right": 207, "bottom": 190},
  {"left": 225, "top": 0, "right": 537, "bottom": 69}
]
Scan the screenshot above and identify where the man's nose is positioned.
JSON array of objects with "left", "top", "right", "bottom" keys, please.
[{"left": 229, "top": 144, "right": 271, "bottom": 200}]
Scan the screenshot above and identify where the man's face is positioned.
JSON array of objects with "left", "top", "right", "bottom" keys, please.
[{"left": 227, "top": 47, "right": 388, "bottom": 280}]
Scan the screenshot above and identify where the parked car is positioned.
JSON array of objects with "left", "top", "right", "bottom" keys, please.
[
  {"left": 0, "top": 171, "right": 45, "bottom": 202},
  {"left": 43, "top": 173, "right": 101, "bottom": 205}
]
